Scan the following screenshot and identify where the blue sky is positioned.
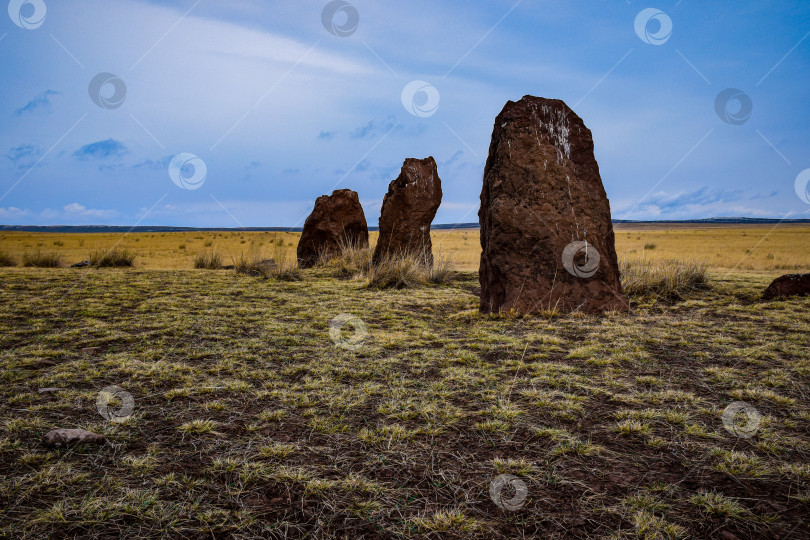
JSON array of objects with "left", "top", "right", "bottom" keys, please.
[{"left": 1, "top": 0, "right": 809, "bottom": 226}]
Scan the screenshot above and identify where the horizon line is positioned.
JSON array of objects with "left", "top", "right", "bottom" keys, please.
[{"left": 2, "top": 217, "right": 810, "bottom": 234}]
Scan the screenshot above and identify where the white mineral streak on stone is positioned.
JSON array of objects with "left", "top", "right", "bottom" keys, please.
[
  {"left": 405, "top": 165, "right": 415, "bottom": 186},
  {"left": 530, "top": 107, "right": 543, "bottom": 149},
  {"left": 539, "top": 104, "right": 571, "bottom": 165},
  {"left": 566, "top": 174, "right": 580, "bottom": 232}
]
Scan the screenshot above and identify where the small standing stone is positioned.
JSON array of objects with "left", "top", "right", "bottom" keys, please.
[
  {"left": 763, "top": 273, "right": 810, "bottom": 300},
  {"left": 297, "top": 189, "right": 369, "bottom": 268}
]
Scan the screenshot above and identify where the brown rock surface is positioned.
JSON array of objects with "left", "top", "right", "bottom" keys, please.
[
  {"left": 372, "top": 157, "right": 442, "bottom": 265},
  {"left": 297, "top": 189, "right": 369, "bottom": 268},
  {"left": 479, "top": 96, "right": 629, "bottom": 315},
  {"left": 762, "top": 273, "right": 810, "bottom": 300},
  {"left": 43, "top": 428, "right": 105, "bottom": 447}
]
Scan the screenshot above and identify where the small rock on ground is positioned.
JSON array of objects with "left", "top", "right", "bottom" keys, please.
[{"left": 43, "top": 428, "right": 105, "bottom": 447}]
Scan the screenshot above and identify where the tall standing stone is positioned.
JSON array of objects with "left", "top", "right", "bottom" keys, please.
[
  {"left": 479, "top": 96, "right": 629, "bottom": 315},
  {"left": 297, "top": 189, "right": 368, "bottom": 268},
  {"left": 373, "top": 157, "right": 442, "bottom": 266}
]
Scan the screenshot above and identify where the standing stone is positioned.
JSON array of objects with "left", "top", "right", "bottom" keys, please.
[
  {"left": 373, "top": 157, "right": 443, "bottom": 266},
  {"left": 297, "top": 189, "right": 369, "bottom": 268},
  {"left": 479, "top": 96, "right": 629, "bottom": 315},
  {"left": 762, "top": 273, "right": 810, "bottom": 300}
]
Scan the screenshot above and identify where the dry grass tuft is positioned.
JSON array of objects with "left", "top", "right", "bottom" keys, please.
[
  {"left": 0, "top": 250, "right": 16, "bottom": 267},
  {"left": 621, "top": 258, "right": 709, "bottom": 301},
  {"left": 21, "top": 250, "right": 61, "bottom": 268},
  {"left": 194, "top": 251, "right": 224, "bottom": 270},
  {"left": 271, "top": 251, "right": 303, "bottom": 281},
  {"left": 316, "top": 238, "right": 373, "bottom": 277},
  {"left": 316, "top": 242, "right": 455, "bottom": 288},
  {"left": 234, "top": 246, "right": 301, "bottom": 281},
  {"left": 88, "top": 247, "right": 136, "bottom": 268},
  {"left": 234, "top": 252, "right": 273, "bottom": 277},
  {"left": 428, "top": 255, "right": 455, "bottom": 284},
  {"left": 365, "top": 252, "right": 455, "bottom": 289},
  {"left": 364, "top": 252, "right": 429, "bottom": 289}
]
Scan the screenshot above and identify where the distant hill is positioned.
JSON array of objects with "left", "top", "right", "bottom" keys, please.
[
  {"left": 612, "top": 217, "right": 810, "bottom": 224},
  {"left": 1, "top": 217, "right": 808, "bottom": 233}
]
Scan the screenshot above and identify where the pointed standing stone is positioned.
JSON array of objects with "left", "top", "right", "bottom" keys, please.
[{"left": 373, "top": 157, "right": 442, "bottom": 266}]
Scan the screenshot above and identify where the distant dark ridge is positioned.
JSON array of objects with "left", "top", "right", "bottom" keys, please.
[
  {"left": 1, "top": 218, "right": 809, "bottom": 233},
  {"left": 613, "top": 217, "right": 810, "bottom": 224},
  {"left": 0, "top": 225, "right": 307, "bottom": 233}
]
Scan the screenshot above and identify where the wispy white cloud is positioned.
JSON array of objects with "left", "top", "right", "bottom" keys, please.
[
  {"left": 615, "top": 187, "right": 786, "bottom": 220},
  {"left": 63, "top": 203, "right": 119, "bottom": 219},
  {"left": 13, "top": 90, "right": 61, "bottom": 117},
  {"left": 0, "top": 206, "right": 30, "bottom": 219},
  {"left": 0, "top": 204, "right": 118, "bottom": 223},
  {"left": 5, "top": 144, "right": 44, "bottom": 170},
  {"left": 73, "top": 139, "right": 128, "bottom": 161}
]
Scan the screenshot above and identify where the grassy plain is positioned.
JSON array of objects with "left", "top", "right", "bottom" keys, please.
[
  {"left": 0, "top": 226, "right": 808, "bottom": 538},
  {"left": 1, "top": 224, "right": 808, "bottom": 273}
]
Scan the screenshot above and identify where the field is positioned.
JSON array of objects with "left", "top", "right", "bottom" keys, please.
[
  {"left": 1, "top": 224, "right": 809, "bottom": 272},
  {"left": 0, "top": 226, "right": 809, "bottom": 538}
]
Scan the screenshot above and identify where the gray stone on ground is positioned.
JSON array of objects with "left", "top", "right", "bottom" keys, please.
[{"left": 43, "top": 428, "right": 105, "bottom": 447}]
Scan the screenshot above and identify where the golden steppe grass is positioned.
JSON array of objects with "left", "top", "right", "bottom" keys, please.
[{"left": 0, "top": 224, "right": 809, "bottom": 274}]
